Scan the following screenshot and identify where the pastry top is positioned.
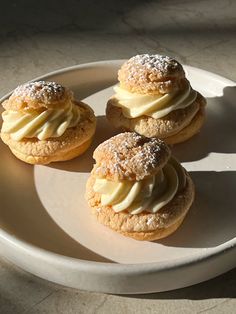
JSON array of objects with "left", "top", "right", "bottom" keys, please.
[
  {"left": 2, "top": 81, "right": 73, "bottom": 111},
  {"left": 92, "top": 132, "right": 171, "bottom": 181},
  {"left": 118, "top": 54, "right": 186, "bottom": 95}
]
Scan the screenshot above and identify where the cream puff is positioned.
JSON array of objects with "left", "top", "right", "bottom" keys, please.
[
  {"left": 106, "top": 54, "right": 206, "bottom": 144},
  {"left": 86, "top": 132, "right": 195, "bottom": 241},
  {"left": 1, "top": 81, "right": 96, "bottom": 164}
]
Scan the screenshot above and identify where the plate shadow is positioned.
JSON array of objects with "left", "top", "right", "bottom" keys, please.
[
  {"left": 172, "top": 86, "right": 236, "bottom": 162},
  {"left": 158, "top": 170, "right": 236, "bottom": 248},
  {"left": 0, "top": 142, "right": 112, "bottom": 263},
  {"left": 48, "top": 115, "right": 119, "bottom": 173}
]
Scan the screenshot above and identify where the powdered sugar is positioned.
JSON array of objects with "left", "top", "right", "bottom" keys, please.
[
  {"left": 131, "top": 54, "right": 179, "bottom": 72},
  {"left": 93, "top": 132, "right": 170, "bottom": 181},
  {"left": 118, "top": 54, "right": 184, "bottom": 95},
  {"left": 12, "top": 81, "right": 67, "bottom": 103},
  {"left": 130, "top": 54, "right": 180, "bottom": 74},
  {"left": 146, "top": 216, "right": 154, "bottom": 226}
]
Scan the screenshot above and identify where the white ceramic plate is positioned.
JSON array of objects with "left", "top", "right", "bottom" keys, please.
[{"left": 0, "top": 60, "right": 236, "bottom": 294}]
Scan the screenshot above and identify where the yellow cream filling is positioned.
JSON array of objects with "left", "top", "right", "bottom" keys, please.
[
  {"left": 93, "top": 158, "right": 186, "bottom": 214},
  {"left": 1, "top": 101, "right": 80, "bottom": 141},
  {"left": 113, "top": 84, "right": 197, "bottom": 119}
]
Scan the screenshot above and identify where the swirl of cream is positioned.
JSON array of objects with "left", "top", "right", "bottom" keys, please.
[
  {"left": 113, "top": 83, "right": 197, "bottom": 119},
  {"left": 1, "top": 101, "right": 80, "bottom": 141},
  {"left": 93, "top": 158, "right": 186, "bottom": 214}
]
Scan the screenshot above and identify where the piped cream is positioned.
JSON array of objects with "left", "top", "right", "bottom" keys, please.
[
  {"left": 1, "top": 101, "right": 80, "bottom": 141},
  {"left": 113, "top": 83, "right": 197, "bottom": 119},
  {"left": 93, "top": 157, "right": 186, "bottom": 214}
]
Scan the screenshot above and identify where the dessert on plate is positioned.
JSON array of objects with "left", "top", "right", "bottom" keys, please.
[
  {"left": 106, "top": 54, "right": 206, "bottom": 144},
  {"left": 86, "top": 132, "right": 195, "bottom": 241},
  {"left": 1, "top": 81, "right": 96, "bottom": 164}
]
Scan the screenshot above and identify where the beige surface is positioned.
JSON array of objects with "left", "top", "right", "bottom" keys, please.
[
  {"left": 0, "top": 0, "right": 236, "bottom": 313},
  {"left": 1, "top": 257, "right": 236, "bottom": 314}
]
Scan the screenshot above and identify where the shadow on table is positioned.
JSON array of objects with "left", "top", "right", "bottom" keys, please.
[
  {"left": 0, "top": 287, "right": 26, "bottom": 313},
  {"left": 122, "top": 267, "right": 236, "bottom": 299},
  {"left": 172, "top": 86, "right": 236, "bottom": 162}
]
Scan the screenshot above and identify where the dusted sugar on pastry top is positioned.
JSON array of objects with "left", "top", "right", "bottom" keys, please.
[
  {"left": 1, "top": 81, "right": 96, "bottom": 164},
  {"left": 106, "top": 54, "right": 206, "bottom": 144},
  {"left": 86, "top": 132, "right": 195, "bottom": 241}
]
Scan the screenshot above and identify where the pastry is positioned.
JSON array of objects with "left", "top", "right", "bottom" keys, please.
[
  {"left": 86, "top": 132, "right": 195, "bottom": 241},
  {"left": 1, "top": 81, "right": 96, "bottom": 164},
  {"left": 106, "top": 54, "right": 206, "bottom": 144}
]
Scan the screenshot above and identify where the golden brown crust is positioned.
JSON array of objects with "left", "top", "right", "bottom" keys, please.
[
  {"left": 92, "top": 132, "right": 171, "bottom": 181},
  {"left": 1, "top": 101, "right": 96, "bottom": 164},
  {"left": 9, "top": 137, "right": 93, "bottom": 164},
  {"left": 120, "top": 215, "right": 186, "bottom": 241},
  {"left": 2, "top": 81, "right": 73, "bottom": 111},
  {"left": 106, "top": 93, "right": 206, "bottom": 143},
  {"left": 118, "top": 54, "right": 186, "bottom": 95},
  {"left": 86, "top": 172, "right": 194, "bottom": 240}
]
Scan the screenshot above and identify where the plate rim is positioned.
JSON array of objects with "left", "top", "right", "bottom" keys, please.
[{"left": 0, "top": 60, "right": 236, "bottom": 275}]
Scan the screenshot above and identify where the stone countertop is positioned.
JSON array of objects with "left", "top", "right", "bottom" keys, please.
[{"left": 0, "top": 0, "right": 235, "bottom": 313}]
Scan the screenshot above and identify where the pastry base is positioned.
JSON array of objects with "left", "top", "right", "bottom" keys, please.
[
  {"left": 120, "top": 215, "right": 186, "bottom": 241},
  {"left": 9, "top": 137, "right": 93, "bottom": 165},
  {"left": 106, "top": 93, "right": 206, "bottom": 145},
  {"left": 86, "top": 172, "right": 194, "bottom": 241}
]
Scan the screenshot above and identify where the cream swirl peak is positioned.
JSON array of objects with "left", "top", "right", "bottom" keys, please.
[
  {"left": 93, "top": 157, "right": 186, "bottom": 215},
  {"left": 1, "top": 101, "right": 80, "bottom": 141},
  {"left": 113, "top": 83, "right": 197, "bottom": 119}
]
